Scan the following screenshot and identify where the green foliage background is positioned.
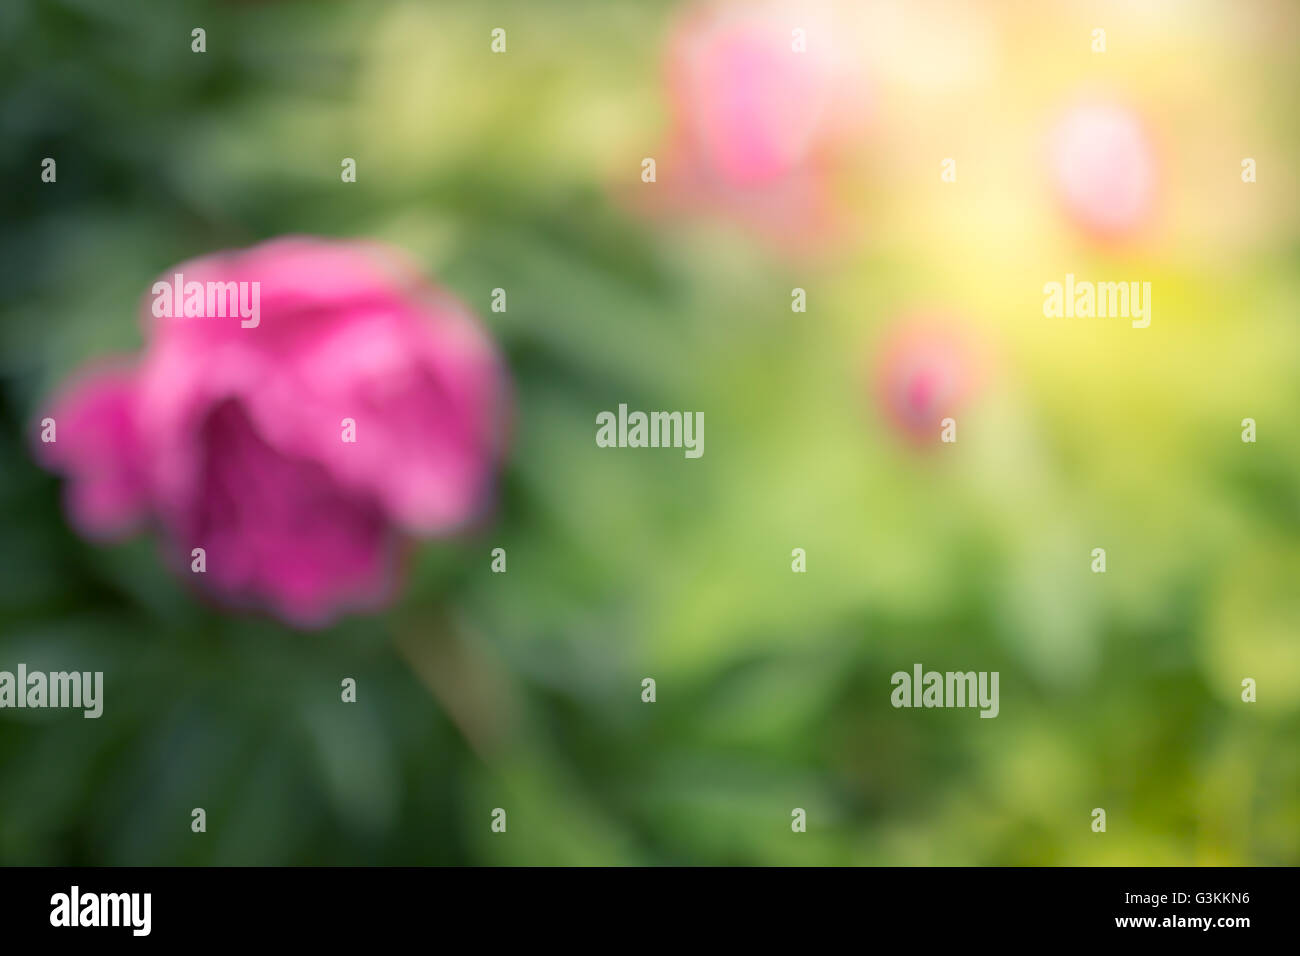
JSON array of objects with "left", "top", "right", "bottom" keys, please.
[{"left": 0, "top": 0, "right": 1297, "bottom": 865}]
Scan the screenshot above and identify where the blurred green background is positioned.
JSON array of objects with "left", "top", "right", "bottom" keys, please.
[{"left": 1, "top": 0, "right": 1297, "bottom": 865}]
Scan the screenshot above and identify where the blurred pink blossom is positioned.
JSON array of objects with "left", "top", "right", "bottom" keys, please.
[
  {"left": 872, "top": 318, "right": 982, "bottom": 447},
  {"left": 1049, "top": 101, "right": 1158, "bottom": 240},
  {"left": 647, "top": 0, "right": 870, "bottom": 247},
  {"left": 36, "top": 238, "right": 508, "bottom": 627}
]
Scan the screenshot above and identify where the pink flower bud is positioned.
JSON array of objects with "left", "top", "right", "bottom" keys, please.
[
  {"left": 1049, "top": 101, "right": 1158, "bottom": 240},
  {"left": 872, "top": 318, "right": 981, "bottom": 446}
]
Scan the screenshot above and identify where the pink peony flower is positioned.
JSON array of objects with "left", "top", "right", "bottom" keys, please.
[
  {"left": 648, "top": 0, "right": 869, "bottom": 246},
  {"left": 36, "top": 237, "right": 508, "bottom": 627},
  {"left": 872, "top": 318, "right": 981, "bottom": 447},
  {"left": 1048, "top": 101, "right": 1158, "bottom": 240}
]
